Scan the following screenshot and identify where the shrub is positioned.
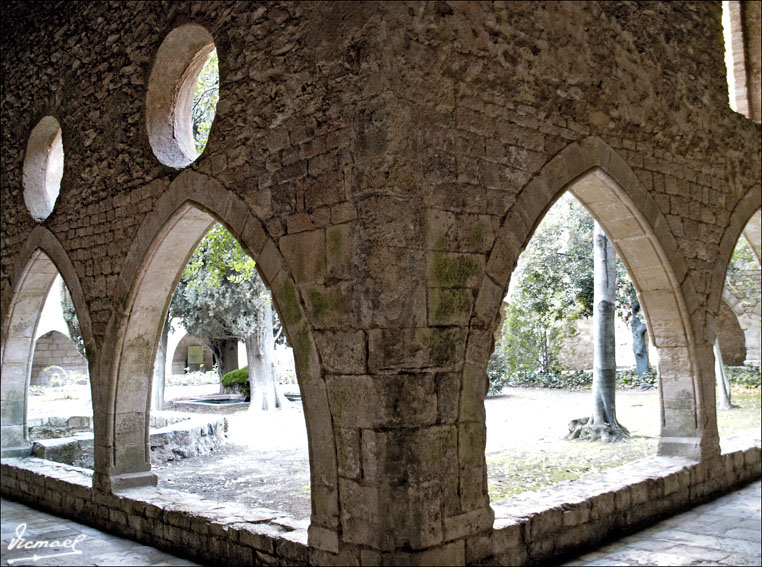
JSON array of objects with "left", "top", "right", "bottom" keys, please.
[
  {"left": 726, "top": 366, "right": 761, "bottom": 388},
  {"left": 488, "top": 364, "right": 658, "bottom": 394},
  {"left": 487, "top": 351, "right": 509, "bottom": 394},
  {"left": 616, "top": 368, "right": 657, "bottom": 389},
  {"left": 221, "top": 366, "right": 250, "bottom": 400}
]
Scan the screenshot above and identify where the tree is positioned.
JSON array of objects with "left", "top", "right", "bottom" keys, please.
[
  {"left": 497, "top": 193, "right": 594, "bottom": 381},
  {"left": 493, "top": 193, "right": 652, "bottom": 393},
  {"left": 192, "top": 48, "right": 219, "bottom": 155},
  {"left": 628, "top": 295, "right": 649, "bottom": 377},
  {"left": 567, "top": 223, "right": 630, "bottom": 441},
  {"left": 60, "top": 281, "right": 86, "bottom": 358},
  {"left": 169, "top": 224, "right": 285, "bottom": 411}
]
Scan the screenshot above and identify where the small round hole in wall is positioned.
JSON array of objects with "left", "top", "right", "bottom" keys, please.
[
  {"left": 23, "top": 116, "right": 64, "bottom": 222},
  {"left": 146, "top": 24, "right": 218, "bottom": 169}
]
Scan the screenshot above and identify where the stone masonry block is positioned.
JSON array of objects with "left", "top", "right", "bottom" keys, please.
[
  {"left": 314, "top": 330, "right": 366, "bottom": 374},
  {"left": 280, "top": 229, "right": 326, "bottom": 284}
]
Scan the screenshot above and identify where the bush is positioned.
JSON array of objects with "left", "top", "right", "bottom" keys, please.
[
  {"left": 487, "top": 351, "right": 509, "bottom": 394},
  {"left": 488, "top": 363, "right": 658, "bottom": 394},
  {"left": 726, "top": 366, "right": 761, "bottom": 388},
  {"left": 616, "top": 368, "right": 657, "bottom": 389},
  {"left": 221, "top": 366, "right": 250, "bottom": 400}
]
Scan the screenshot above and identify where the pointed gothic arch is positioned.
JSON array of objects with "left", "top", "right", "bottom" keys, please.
[
  {"left": 96, "top": 171, "right": 338, "bottom": 546},
  {"left": 469, "top": 136, "right": 719, "bottom": 462},
  {"left": 1, "top": 226, "right": 94, "bottom": 457}
]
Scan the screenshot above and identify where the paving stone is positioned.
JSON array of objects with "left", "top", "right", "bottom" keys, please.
[
  {"left": 565, "top": 480, "right": 762, "bottom": 567},
  {"left": 0, "top": 498, "right": 198, "bottom": 566},
  {"left": 720, "top": 553, "right": 762, "bottom": 566}
]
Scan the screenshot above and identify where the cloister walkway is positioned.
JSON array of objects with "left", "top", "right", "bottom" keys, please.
[{"left": 2, "top": 480, "right": 759, "bottom": 566}]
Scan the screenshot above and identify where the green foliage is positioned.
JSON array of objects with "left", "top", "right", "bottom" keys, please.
[
  {"left": 726, "top": 237, "right": 760, "bottom": 305},
  {"left": 166, "top": 369, "right": 218, "bottom": 387},
  {"left": 488, "top": 364, "right": 657, "bottom": 393},
  {"left": 221, "top": 366, "right": 250, "bottom": 399},
  {"left": 192, "top": 49, "right": 219, "bottom": 154},
  {"left": 616, "top": 368, "right": 658, "bottom": 389},
  {"left": 183, "top": 224, "right": 257, "bottom": 289},
  {"left": 487, "top": 350, "right": 509, "bottom": 394},
  {"left": 170, "top": 224, "right": 272, "bottom": 343},
  {"left": 726, "top": 366, "right": 761, "bottom": 388},
  {"left": 221, "top": 366, "right": 251, "bottom": 399},
  {"left": 497, "top": 194, "right": 593, "bottom": 378},
  {"left": 494, "top": 193, "right": 645, "bottom": 384}
]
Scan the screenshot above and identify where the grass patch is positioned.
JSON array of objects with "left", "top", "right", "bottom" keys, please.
[
  {"left": 486, "top": 384, "right": 760, "bottom": 503},
  {"left": 718, "top": 385, "right": 762, "bottom": 437},
  {"left": 487, "top": 436, "right": 656, "bottom": 502}
]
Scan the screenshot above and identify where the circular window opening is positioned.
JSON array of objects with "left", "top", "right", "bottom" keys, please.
[
  {"left": 146, "top": 24, "right": 219, "bottom": 169},
  {"left": 23, "top": 116, "right": 64, "bottom": 222}
]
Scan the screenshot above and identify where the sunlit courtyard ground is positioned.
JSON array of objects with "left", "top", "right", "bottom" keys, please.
[{"left": 25, "top": 379, "right": 761, "bottom": 521}]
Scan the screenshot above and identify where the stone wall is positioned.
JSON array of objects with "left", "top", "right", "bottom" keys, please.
[
  {"left": 171, "top": 334, "right": 214, "bottom": 375},
  {"left": 30, "top": 330, "right": 88, "bottom": 386},
  {"left": 30, "top": 413, "right": 227, "bottom": 469},
  {"left": 556, "top": 317, "right": 650, "bottom": 372},
  {"left": 1, "top": 2, "right": 761, "bottom": 563}
]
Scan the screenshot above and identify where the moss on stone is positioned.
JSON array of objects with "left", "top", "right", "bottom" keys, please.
[
  {"left": 467, "top": 221, "right": 486, "bottom": 248},
  {"left": 433, "top": 235, "right": 450, "bottom": 252},
  {"left": 291, "top": 324, "right": 312, "bottom": 376},
  {"left": 328, "top": 227, "right": 343, "bottom": 257},
  {"left": 429, "top": 288, "right": 471, "bottom": 324},
  {"left": 279, "top": 279, "right": 302, "bottom": 327},
  {"left": 309, "top": 289, "right": 332, "bottom": 319},
  {"left": 431, "top": 251, "right": 480, "bottom": 288},
  {"left": 425, "top": 328, "right": 460, "bottom": 367}
]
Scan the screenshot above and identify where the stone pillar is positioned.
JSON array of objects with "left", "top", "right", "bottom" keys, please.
[{"left": 657, "top": 341, "right": 720, "bottom": 460}]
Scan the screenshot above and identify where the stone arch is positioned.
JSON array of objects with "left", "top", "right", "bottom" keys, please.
[
  {"left": 717, "top": 297, "right": 747, "bottom": 366},
  {"left": 171, "top": 332, "right": 214, "bottom": 374},
  {"left": 1, "top": 226, "right": 94, "bottom": 457},
  {"left": 471, "top": 136, "right": 716, "bottom": 460},
  {"left": 97, "top": 171, "right": 337, "bottom": 543},
  {"left": 709, "top": 197, "right": 761, "bottom": 329},
  {"left": 718, "top": 204, "right": 762, "bottom": 368}
]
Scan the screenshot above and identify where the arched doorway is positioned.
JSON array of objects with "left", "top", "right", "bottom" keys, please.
[
  {"left": 469, "top": 137, "right": 720, "bottom": 479},
  {"left": 1, "top": 229, "right": 94, "bottom": 460},
  {"left": 96, "top": 171, "right": 338, "bottom": 545}
]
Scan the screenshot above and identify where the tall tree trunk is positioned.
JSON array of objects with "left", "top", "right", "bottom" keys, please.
[
  {"left": 247, "top": 296, "right": 286, "bottom": 411},
  {"left": 630, "top": 290, "right": 650, "bottom": 377},
  {"left": 567, "top": 223, "right": 629, "bottom": 441},
  {"left": 715, "top": 337, "right": 733, "bottom": 410},
  {"left": 207, "top": 337, "right": 239, "bottom": 379},
  {"left": 150, "top": 316, "right": 170, "bottom": 411}
]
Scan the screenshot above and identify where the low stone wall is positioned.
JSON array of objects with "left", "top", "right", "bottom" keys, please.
[
  {"left": 28, "top": 415, "right": 92, "bottom": 439},
  {"left": 31, "top": 413, "right": 227, "bottom": 468},
  {"left": 1, "top": 438, "right": 760, "bottom": 566},
  {"left": 0, "top": 458, "right": 308, "bottom": 566},
  {"left": 490, "top": 436, "right": 762, "bottom": 565}
]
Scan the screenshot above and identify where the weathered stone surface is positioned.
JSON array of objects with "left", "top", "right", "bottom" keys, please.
[{"left": 1, "top": 1, "right": 760, "bottom": 563}]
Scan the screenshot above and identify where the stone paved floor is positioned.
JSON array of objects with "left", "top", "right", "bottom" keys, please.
[
  {"left": 564, "top": 480, "right": 762, "bottom": 566},
  {"left": 0, "top": 499, "right": 197, "bottom": 566},
  {"left": 1, "top": 481, "right": 760, "bottom": 566}
]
